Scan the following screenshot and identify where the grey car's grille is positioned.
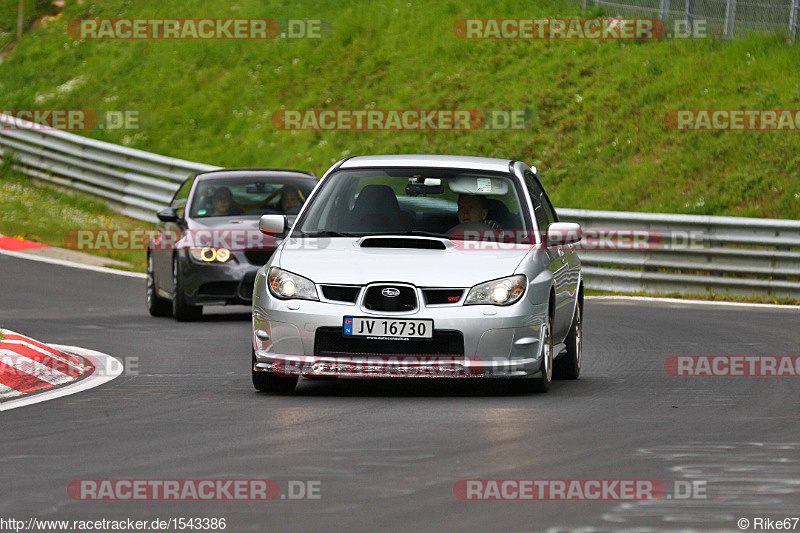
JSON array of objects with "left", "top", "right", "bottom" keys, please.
[
  {"left": 244, "top": 250, "right": 274, "bottom": 265},
  {"left": 198, "top": 281, "right": 239, "bottom": 297},
  {"left": 363, "top": 285, "right": 417, "bottom": 312},
  {"left": 314, "top": 328, "right": 464, "bottom": 356},
  {"left": 321, "top": 285, "right": 361, "bottom": 303}
]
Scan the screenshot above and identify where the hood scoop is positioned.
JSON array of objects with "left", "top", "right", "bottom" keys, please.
[{"left": 359, "top": 237, "right": 446, "bottom": 250}]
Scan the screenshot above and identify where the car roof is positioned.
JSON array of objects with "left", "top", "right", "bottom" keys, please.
[
  {"left": 339, "top": 155, "right": 515, "bottom": 173},
  {"left": 195, "top": 168, "right": 317, "bottom": 181}
]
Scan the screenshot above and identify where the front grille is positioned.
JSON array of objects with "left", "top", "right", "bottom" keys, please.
[
  {"left": 363, "top": 285, "right": 417, "bottom": 312},
  {"left": 314, "top": 327, "right": 464, "bottom": 356},
  {"left": 423, "top": 289, "right": 465, "bottom": 305},
  {"left": 244, "top": 250, "right": 274, "bottom": 265},
  {"left": 321, "top": 285, "right": 361, "bottom": 303},
  {"left": 198, "top": 281, "right": 239, "bottom": 297}
]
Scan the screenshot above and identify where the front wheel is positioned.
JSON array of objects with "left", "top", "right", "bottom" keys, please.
[
  {"left": 146, "top": 254, "right": 172, "bottom": 317},
  {"left": 252, "top": 349, "right": 298, "bottom": 393},
  {"left": 515, "top": 313, "right": 553, "bottom": 394},
  {"left": 555, "top": 302, "right": 582, "bottom": 380}
]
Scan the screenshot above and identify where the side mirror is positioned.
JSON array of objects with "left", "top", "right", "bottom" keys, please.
[
  {"left": 259, "top": 214, "right": 287, "bottom": 235},
  {"left": 547, "top": 222, "right": 582, "bottom": 246},
  {"left": 156, "top": 207, "right": 180, "bottom": 223}
]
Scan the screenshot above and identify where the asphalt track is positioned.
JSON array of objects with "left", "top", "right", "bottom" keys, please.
[{"left": 1, "top": 253, "right": 799, "bottom": 532}]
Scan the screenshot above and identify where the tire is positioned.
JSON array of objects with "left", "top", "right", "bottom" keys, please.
[
  {"left": 252, "top": 349, "right": 298, "bottom": 393},
  {"left": 515, "top": 312, "right": 553, "bottom": 394},
  {"left": 146, "top": 254, "right": 172, "bottom": 317},
  {"left": 172, "top": 255, "right": 202, "bottom": 322},
  {"left": 555, "top": 302, "right": 582, "bottom": 380}
]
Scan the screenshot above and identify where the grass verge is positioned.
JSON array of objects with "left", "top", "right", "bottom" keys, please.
[{"left": 0, "top": 167, "right": 151, "bottom": 272}]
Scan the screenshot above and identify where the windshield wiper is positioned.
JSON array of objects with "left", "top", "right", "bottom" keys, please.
[
  {"left": 381, "top": 231, "right": 448, "bottom": 238},
  {"left": 298, "top": 231, "right": 359, "bottom": 238}
]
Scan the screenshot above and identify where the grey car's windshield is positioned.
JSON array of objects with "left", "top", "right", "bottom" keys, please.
[
  {"left": 190, "top": 177, "right": 314, "bottom": 218},
  {"left": 296, "top": 168, "right": 527, "bottom": 238}
]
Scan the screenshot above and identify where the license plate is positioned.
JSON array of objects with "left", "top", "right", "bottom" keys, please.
[{"left": 343, "top": 317, "right": 433, "bottom": 339}]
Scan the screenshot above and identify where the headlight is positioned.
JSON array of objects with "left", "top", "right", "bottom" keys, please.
[
  {"left": 190, "top": 247, "right": 231, "bottom": 263},
  {"left": 465, "top": 275, "right": 526, "bottom": 306},
  {"left": 267, "top": 267, "right": 318, "bottom": 301}
]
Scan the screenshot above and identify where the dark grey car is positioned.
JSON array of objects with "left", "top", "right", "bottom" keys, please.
[{"left": 147, "top": 169, "right": 318, "bottom": 321}]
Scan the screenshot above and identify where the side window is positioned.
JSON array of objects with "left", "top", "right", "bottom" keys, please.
[
  {"left": 525, "top": 172, "right": 550, "bottom": 233},
  {"left": 540, "top": 187, "right": 558, "bottom": 224},
  {"left": 171, "top": 176, "right": 195, "bottom": 217}
]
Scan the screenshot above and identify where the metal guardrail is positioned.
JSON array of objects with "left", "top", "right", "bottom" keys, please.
[
  {"left": 0, "top": 113, "right": 219, "bottom": 222},
  {"left": 1, "top": 113, "right": 799, "bottom": 297},
  {"left": 558, "top": 208, "right": 800, "bottom": 298}
]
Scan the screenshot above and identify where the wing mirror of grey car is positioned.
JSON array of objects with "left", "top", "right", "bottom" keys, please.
[
  {"left": 547, "top": 222, "right": 582, "bottom": 246},
  {"left": 156, "top": 207, "right": 180, "bottom": 223},
  {"left": 259, "top": 214, "right": 288, "bottom": 235}
]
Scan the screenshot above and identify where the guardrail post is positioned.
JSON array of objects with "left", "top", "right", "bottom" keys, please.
[
  {"left": 791, "top": 0, "right": 799, "bottom": 39},
  {"left": 659, "top": 0, "right": 670, "bottom": 21},
  {"left": 724, "top": 0, "right": 737, "bottom": 37},
  {"left": 685, "top": 0, "right": 696, "bottom": 33}
]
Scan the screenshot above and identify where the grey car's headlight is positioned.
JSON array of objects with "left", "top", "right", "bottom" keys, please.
[
  {"left": 267, "top": 267, "right": 318, "bottom": 301},
  {"left": 190, "top": 247, "right": 231, "bottom": 263},
  {"left": 465, "top": 275, "right": 526, "bottom": 306}
]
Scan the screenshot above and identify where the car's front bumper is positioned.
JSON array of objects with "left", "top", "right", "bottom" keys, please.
[
  {"left": 252, "top": 291, "right": 549, "bottom": 378},
  {"left": 180, "top": 252, "right": 266, "bottom": 306}
]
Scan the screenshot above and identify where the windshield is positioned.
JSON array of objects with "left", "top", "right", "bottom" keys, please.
[
  {"left": 295, "top": 168, "right": 528, "bottom": 237},
  {"left": 190, "top": 176, "right": 315, "bottom": 218}
]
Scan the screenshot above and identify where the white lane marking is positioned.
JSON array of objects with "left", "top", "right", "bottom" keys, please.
[
  {"left": 0, "top": 345, "right": 123, "bottom": 411},
  {"left": 0, "top": 351, "right": 71, "bottom": 385},
  {"left": 587, "top": 295, "right": 800, "bottom": 310},
  {"left": 0, "top": 248, "right": 145, "bottom": 279},
  {"left": 0, "top": 339, "right": 84, "bottom": 371}
]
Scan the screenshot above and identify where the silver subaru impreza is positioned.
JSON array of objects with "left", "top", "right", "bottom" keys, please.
[{"left": 251, "top": 155, "right": 583, "bottom": 393}]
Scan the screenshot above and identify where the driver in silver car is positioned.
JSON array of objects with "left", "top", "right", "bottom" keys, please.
[{"left": 448, "top": 193, "right": 499, "bottom": 234}]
